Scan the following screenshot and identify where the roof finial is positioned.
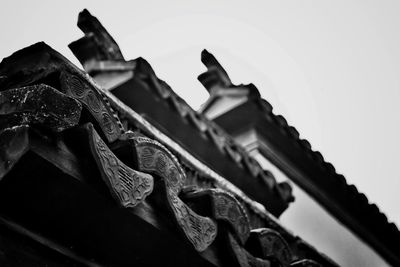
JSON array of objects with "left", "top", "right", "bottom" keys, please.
[{"left": 198, "top": 50, "right": 232, "bottom": 94}]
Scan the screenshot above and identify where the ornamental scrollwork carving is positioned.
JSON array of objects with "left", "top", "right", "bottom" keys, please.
[
  {"left": 130, "top": 136, "right": 217, "bottom": 252},
  {"left": 168, "top": 191, "right": 217, "bottom": 252},
  {"left": 181, "top": 188, "right": 250, "bottom": 245},
  {"left": 86, "top": 124, "right": 153, "bottom": 208},
  {"left": 132, "top": 137, "right": 186, "bottom": 193},
  {"left": 60, "top": 72, "right": 123, "bottom": 143}
]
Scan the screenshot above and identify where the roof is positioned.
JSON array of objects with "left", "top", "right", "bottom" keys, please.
[
  {"left": 197, "top": 51, "right": 400, "bottom": 266},
  {"left": 0, "top": 39, "right": 338, "bottom": 266}
]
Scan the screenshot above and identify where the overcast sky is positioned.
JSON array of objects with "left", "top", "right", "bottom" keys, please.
[{"left": 1, "top": 0, "right": 399, "bottom": 243}]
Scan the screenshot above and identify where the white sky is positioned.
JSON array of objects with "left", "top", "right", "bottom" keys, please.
[{"left": 1, "top": 0, "right": 399, "bottom": 245}]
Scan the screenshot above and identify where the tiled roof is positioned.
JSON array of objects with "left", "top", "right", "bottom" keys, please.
[
  {"left": 198, "top": 50, "right": 400, "bottom": 266},
  {"left": 0, "top": 40, "right": 337, "bottom": 266}
]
